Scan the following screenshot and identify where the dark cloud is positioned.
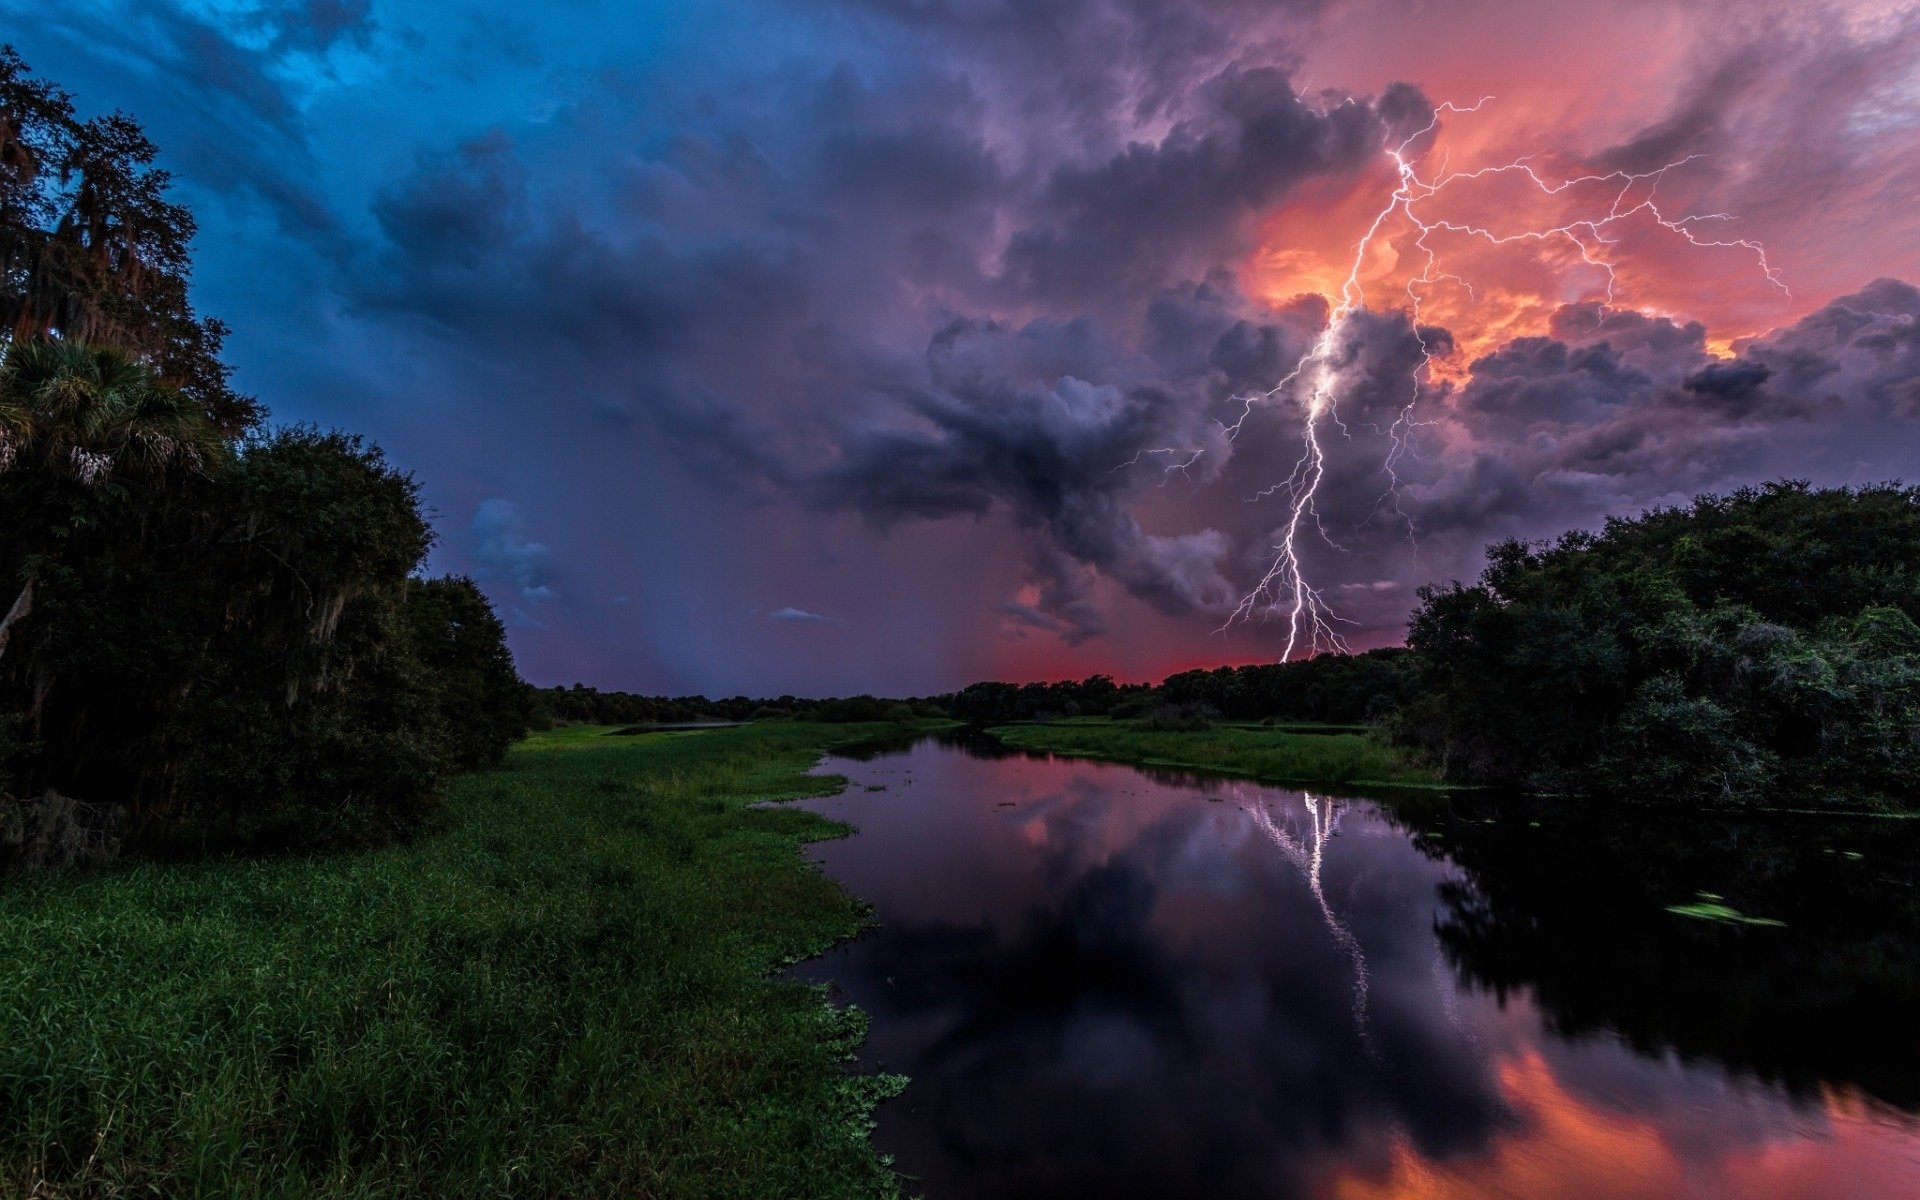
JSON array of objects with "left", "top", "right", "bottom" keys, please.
[
  {"left": 1744, "top": 278, "right": 1920, "bottom": 413},
  {"left": 1000, "top": 67, "right": 1411, "bottom": 306},
  {"left": 1682, "top": 360, "right": 1770, "bottom": 402},
  {"left": 9, "top": 0, "right": 1918, "bottom": 692},
  {"left": 814, "top": 0, "right": 1331, "bottom": 138},
  {"left": 264, "top": 0, "right": 378, "bottom": 54},
  {"left": 1145, "top": 272, "right": 1326, "bottom": 396},
  {"left": 342, "top": 36, "right": 1428, "bottom": 645},
  {"left": 471, "top": 499, "right": 555, "bottom": 603},
  {"left": 812, "top": 316, "right": 1237, "bottom": 619},
  {"left": 998, "top": 547, "right": 1109, "bottom": 646},
  {"left": 371, "top": 132, "right": 525, "bottom": 269},
  {"left": 1460, "top": 337, "right": 1656, "bottom": 427},
  {"left": 1394, "top": 281, "right": 1920, "bottom": 561}
]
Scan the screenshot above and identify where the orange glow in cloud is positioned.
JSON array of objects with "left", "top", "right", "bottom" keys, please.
[
  {"left": 1246, "top": 115, "right": 1793, "bottom": 378},
  {"left": 1245, "top": 0, "right": 1920, "bottom": 372},
  {"left": 1321, "top": 1050, "right": 1920, "bottom": 1200}
]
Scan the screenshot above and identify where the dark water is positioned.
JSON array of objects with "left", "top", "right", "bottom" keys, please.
[{"left": 791, "top": 734, "right": 1920, "bottom": 1200}]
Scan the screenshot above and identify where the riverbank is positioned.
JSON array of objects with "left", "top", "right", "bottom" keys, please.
[
  {"left": 986, "top": 717, "right": 1445, "bottom": 789},
  {"left": 0, "top": 722, "right": 926, "bottom": 1198}
]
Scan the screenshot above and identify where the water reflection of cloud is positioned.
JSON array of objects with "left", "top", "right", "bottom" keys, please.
[
  {"left": 795, "top": 739, "right": 1920, "bottom": 1200},
  {"left": 1324, "top": 1051, "right": 1919, "bottom": 1200}
]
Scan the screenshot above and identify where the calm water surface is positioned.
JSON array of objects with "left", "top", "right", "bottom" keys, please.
[{"left": 792, "top": 734, "right": 1920, "bottom": 1200}]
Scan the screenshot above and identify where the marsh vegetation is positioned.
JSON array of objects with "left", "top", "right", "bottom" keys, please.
[{"left": 0, "top": 724, "right": 915, "bottom": 1197}]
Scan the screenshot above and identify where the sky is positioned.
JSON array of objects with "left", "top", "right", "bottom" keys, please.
[{"left": 6, "top": 0, "right": 1918, "bottom": 695}]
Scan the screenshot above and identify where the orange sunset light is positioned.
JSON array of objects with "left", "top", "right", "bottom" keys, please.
[{"left": 1246, "top": 113, "right": 1800, "bottom": 379}]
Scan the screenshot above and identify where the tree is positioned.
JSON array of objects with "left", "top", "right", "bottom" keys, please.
[
  {"left": 405, "top": 576, "right": 533, "bottom": 770},
  {"left": 0, "top": 46, "right": 252, "bottom": 433},
  {"left": 0, "top": 338, "right": 221, "bottom": 663},
  {"left": 1396, "top": 482, "right": 1920, "bottom": 808}
]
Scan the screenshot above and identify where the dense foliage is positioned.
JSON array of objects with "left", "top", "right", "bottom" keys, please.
[
  {"left": 533, "top": 686, "right": 774, "bottom": 727},
  {"left": 538, "top": 653, "right": 1417, "bottom": 735},
  {"left": 941, "top": 675, "right": 1142, "bottom": 723},
  {"left": 0, "top": 52, "right": 528, "bottom": 866},
  {"left": 1155, "top": 649, "right": 1421, "bottom": 723},
  {"left": 1398, "top": 481, "right": 1920, "bottom": 807},
  {"left": 0, "top": 351, "right": 531, "bottom": 863},
  {"left": 405, "top": 576, "right": 534, "bottom": 770}
]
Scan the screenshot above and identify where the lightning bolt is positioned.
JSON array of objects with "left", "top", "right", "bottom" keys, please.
[
  {"left": 1113, "top": 445, "right": 1207, "bottom": 483},
  {"left": 1217, "top": 97, "right": 1788, "bottom": 659},
  {"left": 1243, "top": 789, "right": 1377, "bottom": 1061}
]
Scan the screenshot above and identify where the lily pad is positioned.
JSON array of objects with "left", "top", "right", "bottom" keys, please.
[{"left": 1665, "top": 896, "right": 1786, "bottom": 927}]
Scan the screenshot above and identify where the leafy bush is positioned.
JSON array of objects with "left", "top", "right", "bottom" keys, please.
[{"left": 3, "top": 418, "right": 533, "bottom": 856}]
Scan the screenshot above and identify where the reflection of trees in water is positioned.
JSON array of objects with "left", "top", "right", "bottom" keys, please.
[
  {"left": 1242, "top": 789, "right": 1377, "bottom": 1061},
  {"left": 1397, "top": 796, "right": 1920, "bottom": 1113}
]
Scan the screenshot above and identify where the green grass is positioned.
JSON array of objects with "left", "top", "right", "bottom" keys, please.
[
  {"left": 0, "top": 722, "right": 930, "bottom": 1198},
  {"left": 987, "top": 717, "right": 1445, "bottom": 789}
]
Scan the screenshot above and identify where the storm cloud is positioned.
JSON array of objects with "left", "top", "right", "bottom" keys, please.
[{"left": 6, "top": 0, "right": 1917, "bottom": 692}]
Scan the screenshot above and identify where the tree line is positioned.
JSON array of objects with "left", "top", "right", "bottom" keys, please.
[
  {"left": 529, "top": 686, "right": 946, "bottom": 728},
  {"left": 549, "top": 482, "right": 1920, "bottom": 812},
  {"left": 0, "top": 49, "right": 529, "bottom": 872},
  {"left": 934, "top": 650, "right": 1421, "bottom": 726},
  {"left": 538, "top": 649, "right": 1421, "bottom": 732}
]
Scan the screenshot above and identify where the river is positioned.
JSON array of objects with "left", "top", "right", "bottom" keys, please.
[{"left": 791, "top": 732, "right": 1920, "bottom": 1199}]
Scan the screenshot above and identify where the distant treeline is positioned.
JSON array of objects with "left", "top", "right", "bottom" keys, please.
[
  {"left": 529, "top": 687, "right": 946, "bottom": 728},
  {"left": 533, "top": 647, "right": 1421, "bottom": 732},
  {"left": 0, "top": 50, "right": 529, "bottom": 871},
  {"left": 939, "top": 650, "right": 1419, "bottom": 724}
]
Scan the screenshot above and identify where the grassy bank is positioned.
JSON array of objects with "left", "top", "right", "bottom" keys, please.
[
  {"left": 988, "top": 717, "right": 1445, "bottom": 789},
  {"left": 0, "top": 722, "right": 925, "bottom": 1198}
]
